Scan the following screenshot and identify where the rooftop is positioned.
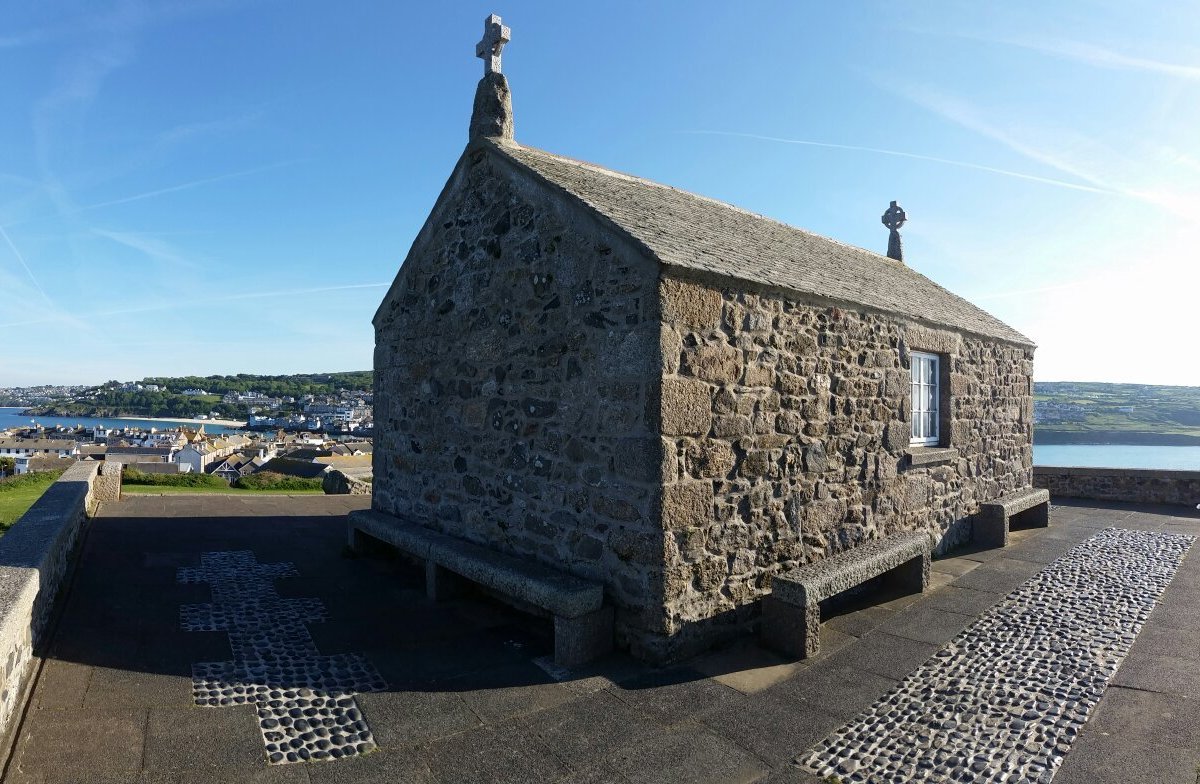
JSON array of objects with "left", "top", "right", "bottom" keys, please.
[
  {"left": 3, "top": 495, "right": 1196, "bottom": 783},
  {"left": 487, "top": 141, "right": 1034, "bottom": 348}
]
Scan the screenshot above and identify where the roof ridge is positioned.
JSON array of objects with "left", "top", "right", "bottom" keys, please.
[
  {"left": 486, "top": 139, "right": 1033, "bottom": 347},
  {"left": 505, "top": 143, "right": 909, "bottom": 270}
]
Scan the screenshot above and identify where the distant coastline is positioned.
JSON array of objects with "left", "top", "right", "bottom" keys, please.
[
  {"left": 1034, "top": 429, "right": 1200, "bottom": 446},
  {"left": 15, "top": 408, "right": 244, "bottom": 429},
  {"left": 112, "top": 414, "right": 246, "bottom": 428},
  {"left": 0, "top": 407, "right": 243, "bottom": 435}
]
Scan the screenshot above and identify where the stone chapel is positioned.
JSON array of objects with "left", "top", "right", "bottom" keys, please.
[{"left": 358, "top": 15, "right": 1037, "bottom": 662}]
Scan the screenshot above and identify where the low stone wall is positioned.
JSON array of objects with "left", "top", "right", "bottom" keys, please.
[
  {"left": 0, "top": 461, "right": 121, "bottom": 742},
  {"left": 1034, "top": 466, "right": 1200, "bottom": 507}
]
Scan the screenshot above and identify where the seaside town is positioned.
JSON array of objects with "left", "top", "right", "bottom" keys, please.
[
  {"left": 0, "top": 7, "right": 1197, "bottom": 784},
  {"left": 0, "top": 380, "right": 373, "bottom": 485}
]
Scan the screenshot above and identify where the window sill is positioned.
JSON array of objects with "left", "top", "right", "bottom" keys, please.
[{"left": 906, "top": 446, "right": 959, "bottom": 468}]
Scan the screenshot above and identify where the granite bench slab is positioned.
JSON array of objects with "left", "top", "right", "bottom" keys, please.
[
  {"left": 762, "top": 531, "right": 931, "bottom": 659},
  {"left": 976, "top": 487, "right": 1051, "bottom": 548},
  {"left": 347, "top": 509, "right": 611, "bottom": 667}
]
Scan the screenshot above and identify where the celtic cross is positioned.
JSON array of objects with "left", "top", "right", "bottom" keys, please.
[
  {"left": 881, "top": 200, "right": 906, "bottom": 231},
  {"left": 476, "top": 14, "right": 511, "bottom": 75},
  {"left": 881, "top": 201, "right": 906, "bottom": 262}
]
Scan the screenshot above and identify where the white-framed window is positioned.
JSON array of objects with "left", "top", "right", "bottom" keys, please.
[{"left": 910, "top": 352, "right": 940, "bottom": 446}]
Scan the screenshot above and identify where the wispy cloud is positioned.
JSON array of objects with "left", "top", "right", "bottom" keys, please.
[
  {"left": 91, "top": 228, "right": 198, "bottom": 268},
  {"left": 0, "top": 27, "right": 55, "bottom": 50},
  {"left": 0, "top": 224, "right": 52, "bottom": 304},
  {"left": 887, "top": 82, "right": 1200, "bottom": 219},
  {"left": 995, "top": 37, "right": 1200, "bottom": 81},
  {"left": 679, "top": 130, "right": 1117, "bottom": 195},
  {"left": 79, "top": 161, "right": 297, "bottom": 211},
  {"left": 889, "top": 85, "right": 1116, "bottom": 189},
  {"left": 95, "top": 282, "right": 391, "bottom": 315}
]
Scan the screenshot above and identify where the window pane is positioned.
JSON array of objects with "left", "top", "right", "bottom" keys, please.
[
  {"left": 912, "top": 384, "right": 921, "bottom": 414},
  {"left": 924, "top": 358, "right": 936, "bottom": 384},
  {"left": 926, "top": 412, "right": 937, "bottom": 439},
  {"left": 923, "top": 384, "right": 935, "bottom": 413}
]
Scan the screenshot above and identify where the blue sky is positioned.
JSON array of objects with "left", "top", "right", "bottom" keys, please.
[{"left": 2, "top": 1, "right": 1198, "bottom": 386}]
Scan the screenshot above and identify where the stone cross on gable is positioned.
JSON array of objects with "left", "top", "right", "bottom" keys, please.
[
  {"left": 881, "top": 200, "right": 906, "bottom": 263},
  {"left": 476, "top": 14, "right": 511, "bottom": 75}
]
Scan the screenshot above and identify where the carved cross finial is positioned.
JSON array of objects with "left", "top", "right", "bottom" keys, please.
[
  {"left": 881, "top": 200, "right": 906, "bottom": 231},
  {"left": 476, "top": 14, "right": 511, "bottom": 75},
  {"left": 881, "top": 200, "right": 907, "bottom": 262}
]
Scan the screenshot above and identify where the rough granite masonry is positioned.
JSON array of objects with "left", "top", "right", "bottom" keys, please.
[{"left": 364, "top": 18, "right": 1036, "bottom": 662}]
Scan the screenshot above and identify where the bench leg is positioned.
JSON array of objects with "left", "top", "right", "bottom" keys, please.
[
  {"left": 975, "top": 509, "right": 1009, "bottom": 549},
  {"left": 426, "top": 561, "right": 467, "bottom": 601},
  {"left": 889, "top": 553, "right": 930, "bottom": 594},
  {"left": 761, "top": 597, "right": 820, "bottom": 659},
  {"left": 554, "top": 607, "right": 614, "bottom": 668},
  {"left": 1014, "top": 502, "right": 1050, "bottom": 530},
  {"left": 346, "top": 524, "right": 364, "bottom": 553}
]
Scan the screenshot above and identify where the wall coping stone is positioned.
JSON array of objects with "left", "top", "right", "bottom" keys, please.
[
  {"left": 0, "top": 461, "right": 117, "bottom": 748},
  {"left": 1034, "top": 466, "right": 1200, "bottom": 481}
]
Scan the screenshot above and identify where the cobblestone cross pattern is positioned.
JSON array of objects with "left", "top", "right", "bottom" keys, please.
[
  {"left": 178, "top": 550, "right": 387, "bottom": 765},
  {"left": 801, "top": 527, "right": 1195, "bottom": 783}
]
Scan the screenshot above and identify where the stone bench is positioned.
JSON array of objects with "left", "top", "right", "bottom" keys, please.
[
  {"left": 761, "top": 532, "right": 930, "bottom": 659},
  {"left": 975, "top": 487, "right": 1050, "bottom": 548},
  {"left": 347, "top": 509, "right": 612, "bottom": 667}
]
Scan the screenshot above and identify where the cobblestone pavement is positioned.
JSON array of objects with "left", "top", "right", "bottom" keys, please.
[
  {"left": 800, "top": 527, "right": 1194, "bottom": 783},
  {"left": 181, "top": 550, "right": 387, "bottom": 764},
  {"left": 3, "top": 496, "right": 1199, "bottom": 784}
]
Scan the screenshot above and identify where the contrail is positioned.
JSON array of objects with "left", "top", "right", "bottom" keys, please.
[
  {"left": 0, "top": 223, "right": 51, "bottom": 303},
  {"left": 680, "top": 130, "right": 1116, "bottom": 195},
  {"left": 79, "top": 161, "right": 296, "bottom": 210},
  {"left": 0, "top": 282, "right": 391, "bottom": 328},
  {"left": 94, "top": 282, "right": 391, "bottom": 316},
  {"left": 216, "top": 282, "right": 391, "bottom": 303}
]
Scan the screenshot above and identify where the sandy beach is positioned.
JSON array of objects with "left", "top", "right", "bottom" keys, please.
[{"left": 131, "top": 416, "right": 246, "bottom": 428}]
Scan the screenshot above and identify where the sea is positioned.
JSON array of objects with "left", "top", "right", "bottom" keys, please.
[
  {"left": 1033, "top": 444, "right": 1200, "bottom": 471},
  {"left": 0, "top": 407, "right": 241, "bottom": 435}
]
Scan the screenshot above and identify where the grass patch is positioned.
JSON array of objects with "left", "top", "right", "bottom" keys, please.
[
  {"left": 123, "top": 467, "right": 228, "bottom": 489},
  {"left": 0, "top": 471, "right": 64, "bottom": 532},
  {"left": 121, "top": 484, "right": 323, "bottom": 495},
  {"left": 233, "top": 471, "right": 325, "bottom": 492},
  {"left": 121, "top": 467, "right": 323, "bottom": 494}
]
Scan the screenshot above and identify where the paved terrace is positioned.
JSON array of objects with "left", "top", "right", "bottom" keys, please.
[{"left": 2, "top": 495, "right": 1198, "bottom": 784}]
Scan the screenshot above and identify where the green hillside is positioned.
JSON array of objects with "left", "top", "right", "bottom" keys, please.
[
  {"left": 24, "top": 371, "right": 373, "bottom": 420},
  {"left": 1035, "top": 382, "right": 1200, "bottom": 444}
]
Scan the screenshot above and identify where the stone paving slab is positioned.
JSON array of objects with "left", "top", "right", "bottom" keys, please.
[{"left": 5, "top": 496, "right": 1200, "bottom": 784}]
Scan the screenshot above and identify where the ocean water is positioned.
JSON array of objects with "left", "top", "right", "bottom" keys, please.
[
  {"left": 1034, "top": 444, "right": 1200, "bottom": 471},
  {"left": 0, "top": 407, "right": 240, "bottom": 435}
]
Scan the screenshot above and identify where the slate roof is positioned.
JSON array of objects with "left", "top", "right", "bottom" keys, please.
[
  {"left": 0, "top": 439, "right": 77, "bottom": 451},
  {"left": 495, "top": 143, "right": 1033, "bottom": 347}
]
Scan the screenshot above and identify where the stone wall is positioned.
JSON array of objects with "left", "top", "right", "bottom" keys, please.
[
  {"left": 655, "top": 272, "right": 1034, "bottom": 659},
  {"left": 1034, "top": 466, "right": 1200, "bottom": 507},
  {"left": 0, "top": 461, "right": 120, "bottom": 744},
  {"left": 372, "top": 149, "right": 667, "bottom": 649}
]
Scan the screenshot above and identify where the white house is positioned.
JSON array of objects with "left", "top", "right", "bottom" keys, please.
[{"left": 0, "top": 438, "right": 79, "bottom": 459}]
